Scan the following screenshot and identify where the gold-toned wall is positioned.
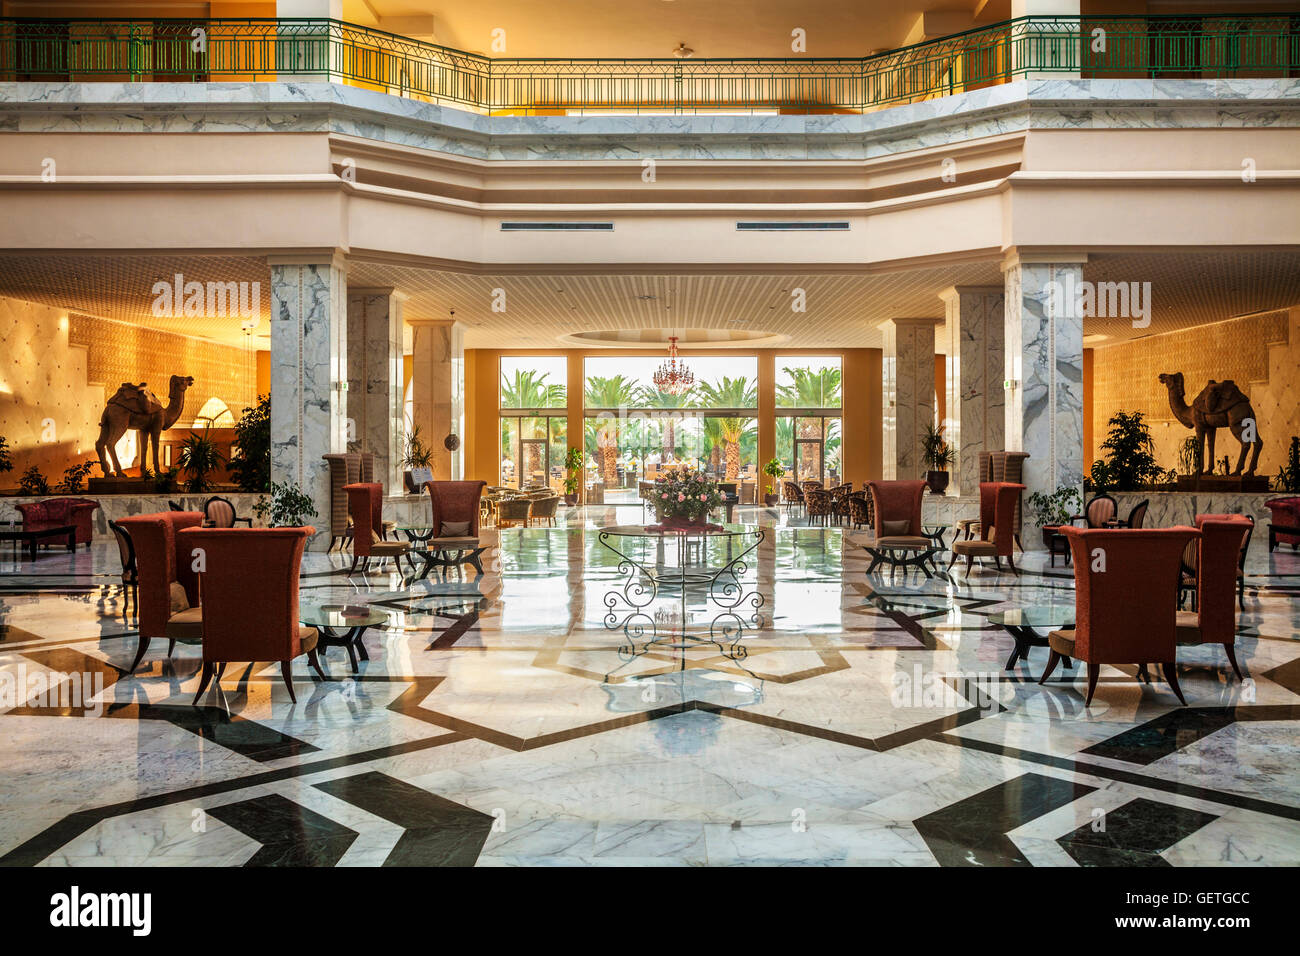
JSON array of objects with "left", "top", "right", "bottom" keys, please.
[
  {"left": 71, "top": 314, "right": 257, "bottom": 426},
  {"left": 1090, "top": 309, "right": 1298, "bottom": 479},
  {"left": 0, "top": 297, "right": 102, "bottom": 485}
]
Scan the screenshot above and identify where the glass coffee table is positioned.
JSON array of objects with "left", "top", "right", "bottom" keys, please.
[
  {"left": 300, "top": 604, "right": 390, "bottom": 673},
  {"left": 988, "top": 604, "right": 1076, "bottom": 671}
]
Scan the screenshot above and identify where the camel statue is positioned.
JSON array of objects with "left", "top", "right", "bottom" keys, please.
[
  {"left": 1158, "top": 371, "right": 1263, "bottom": 476},
  {"left": 95, "top": 375, "right": 194, "bottom": 478}
]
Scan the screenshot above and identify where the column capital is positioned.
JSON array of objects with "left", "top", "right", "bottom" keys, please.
[
  {"left": 348, "top": 286, "right": 407, "bottom": 302},
  {"left": 407, "top": 318, "right": 465, "bottom": 331},
  {"left": 1001, "top": 250, "right": 1090, "bottom": 272},
  {"left": 938, "top": 285, "right": 1003, "bottom": 304},
  {"left": 880, "top": 316, "right": 942, "bottom": 331},
  {"left": 266, "top": 250, "right": 349, "bottom": 272}
]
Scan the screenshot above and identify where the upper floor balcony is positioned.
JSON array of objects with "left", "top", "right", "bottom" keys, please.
[{"left": 2, "top": 13, "right": 1298, "bottom": 117}]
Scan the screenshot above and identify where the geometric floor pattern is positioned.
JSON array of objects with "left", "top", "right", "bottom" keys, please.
[{"left": 2, "top": 503, "right": 1298, "bottom": 866}]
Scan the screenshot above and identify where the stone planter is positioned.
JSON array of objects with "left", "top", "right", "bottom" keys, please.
[{"left": 925, "top": 471, "right": 950, "bottom": 495}]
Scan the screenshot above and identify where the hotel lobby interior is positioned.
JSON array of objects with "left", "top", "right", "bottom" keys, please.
[{"left": 1, "top": 0, "right": 1299, "bottom": 900}]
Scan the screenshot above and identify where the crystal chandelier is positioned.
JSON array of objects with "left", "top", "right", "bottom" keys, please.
[{"left": 652, "top": 336, "right": 694, "bottom": 395}]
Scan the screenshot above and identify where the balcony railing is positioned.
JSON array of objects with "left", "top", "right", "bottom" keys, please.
[{"left": 1, "top": 14, "right": 1296, "bottom": 115}]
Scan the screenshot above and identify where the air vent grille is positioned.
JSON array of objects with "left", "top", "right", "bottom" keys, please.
[
  {"left": 737, "top": 221, "right": 850, "bottom": 231},
  {"left": 500, "top": 222, "right": 614, "bottom": 231}
]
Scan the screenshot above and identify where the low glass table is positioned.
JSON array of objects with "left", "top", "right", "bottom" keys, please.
[
  {"left": 400, "top": 533, "right": 488, "bottom": 581},
  {"left": 988, "top": 604, "right": 1076, "bottom": 671},
  {"left": 300, "top": 604, "right": 390, "bottom": 673}
]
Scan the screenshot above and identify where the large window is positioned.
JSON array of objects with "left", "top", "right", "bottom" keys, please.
[
  {"left": 499, "top": 357, "right": 567, "bottom": 489},
  {"left": 583, "top": 355, "right": 758, "bottom": 495},
  {"left": 776, "top": 357, "right": 842, "bottom": 485}
]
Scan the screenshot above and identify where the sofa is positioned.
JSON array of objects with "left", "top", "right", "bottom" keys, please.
[
  {"left": 16, "top": 497, "right": 100, "bottom": 546},
  {"left": 1264, "top": 497, "right": 1300, "bottom": 551}
]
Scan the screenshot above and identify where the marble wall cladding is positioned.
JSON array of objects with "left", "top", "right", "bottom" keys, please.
[
  {"left": 346, "top": 289, "right": 404, "bottom": 493},
  {"left": 0, "top": 493, "right": 266, "bottom": 539},
  {"left": 1108, "top": 491, "right": 1277, "bottom": 531},
  {"left": 881, "top": 319, "right": 938, "bottom": 481},
  {"left": 3, "top": 79, "right": 1296, "bottom": 162},
  {"left": 1005, "top": 262, "right": 1085, "bottom": 549},
  {"left": 942, "top": 287, "right": 1005, "bottom": 496},
  {"left": 269, "top": 261, "right": 347, "bottom": 549},
  {"left": 410, "top": 321, "right": 464, "bottom": 482}
]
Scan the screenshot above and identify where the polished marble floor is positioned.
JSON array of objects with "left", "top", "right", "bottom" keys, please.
[{"left": 1, "top": 502, "right": 1298, "bottom": 866}]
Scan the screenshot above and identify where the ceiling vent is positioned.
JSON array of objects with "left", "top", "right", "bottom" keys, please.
[
  {"left": 500, "top": 222, "right": 614, "bottom": 231},
  {"left": 736, "top": 221, "right": 850, "bottom": 231}
]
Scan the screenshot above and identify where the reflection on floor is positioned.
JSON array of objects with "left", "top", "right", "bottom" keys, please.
[{"left": 1, "top": 502, "right": 1298, "bottom": 866}]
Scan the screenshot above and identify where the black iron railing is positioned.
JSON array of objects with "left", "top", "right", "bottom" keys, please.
[{"left": 0, "top": 15, "right": 1296, "bottom": 114}]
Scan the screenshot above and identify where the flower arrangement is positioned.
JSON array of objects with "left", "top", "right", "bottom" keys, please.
[{"left": 653, "top": 468, "right": 722, "bottom": 524}]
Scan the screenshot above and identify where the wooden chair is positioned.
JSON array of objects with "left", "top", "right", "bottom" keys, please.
[
  {"left": 529, "top": 495, "right": 560, "bottom": 527},
  {"left": 108, "top": 519, "right": 138, "bottom": 618},
  {"left": 1176, "top": 515, "right": 1253, "bottom": 680},
  {"left": 846, "top": 491, "right": 872, "bottom": 530},
  {"left": 203, "top": 495, "right": 251, "bottom": 528},
  {"left": 1073, "top": 493, "right": 1118, "bottom": 528},
  {"left": 806, "top": 489, "right": 834, "bottom": 526},
  {"left": 115, "top": 511, "right": 205, "bottom": 671},
  {"left": 949, "top": 482, "right": 1025, "bottom": 576},
  {"left": 782, "top": 480, "right": 804, "bottom": 515},
  {"left": 1180, "top": 512, "right": 1253, "bottom": 613},
  {"left": 1119, "top": 498, "right": 1150, "bottom": 529},
  {"left": 344, "top": 483, "right": 410, "bottom": 574},
  {"left": 178, "top": 526, "right": 325, "bottom": 705},
  {"left": 1040, "top": 526, "right": 1200, "bottom": 706}
]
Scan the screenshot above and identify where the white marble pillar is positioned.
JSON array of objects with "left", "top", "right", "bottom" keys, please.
[
  {"left": 1004, "top": 257, "right": 1085, "bottom": 548},
  {"left": 409, "top": 319, "right": 465, "bottom": 481},
  {"left": 346, "top": 288, "right": 405, "bottom": 494},
  {"left": 881, "top": 317, "right": 940, "bottom": 481},
  {"left": 940, "top": 286, "right": 1005, "bottom": 496},
  {"left": 276, "top": 0, "right": 343, "bottom": 83},
  {"left": 269, "top": 257, "right": 347, "bottom": 548},
  {"left": 1010, "top": 0, "right": 1082, "bottom": 80}
]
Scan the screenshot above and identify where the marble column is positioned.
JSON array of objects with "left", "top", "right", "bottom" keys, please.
[
  {"left": 409, "top": 319, "right": 465, "bottom": 481},
  {"left": 881, "top": 317, "right": 940, "bottom": 481},
  {"left": 346, "top": 288, "right": 405, "bottom": 494},
  {"left": 1004, "top": 257, "right": 1085, "bottom": 548},
  {"left": 939, "top": 286, "right": 1005, "bottom": 496},
  {"left": 269, "top": 257, "right": 347, "bottom": 549}
]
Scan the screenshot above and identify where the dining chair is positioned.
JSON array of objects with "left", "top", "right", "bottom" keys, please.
[
  {"left": 344, "top": 483, "right": 411, "bottom": 574},
  {"left": 108, "top": 519, "right": 138, "bottom": 618},
  {"left": 1040, "top": 526, "right": 1200, "bottom": 706}
]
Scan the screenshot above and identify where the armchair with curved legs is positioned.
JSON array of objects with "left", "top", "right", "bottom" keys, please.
[
  {"left": 115, "top": 511, "right": 204, "bottom": 671},
  {"left": 1177, "top": 515, "right": 1253, "bottom": 680},
  {"left": 1040, "top": 526, "right": 1200, "bottom": 706},
  {"left": 949, "top": 482, "right": 1025, "bottom": 576}
]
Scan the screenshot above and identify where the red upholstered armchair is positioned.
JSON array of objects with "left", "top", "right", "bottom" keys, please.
[
  {"left": 1040, "top": 526, "right": 1200, "bottom": 706},
  {"left": 949, "top": 482, "right": 1025, "bottom": 575},
  {"left": 1177, "top": 515, "right": 1252, "bottom": 680},
  {"left": 426, "top": 480, "right": 486, "bottom": 539},
  {"left": 177, "top": 526, "right": 324, "bottom": 704},
  {"left": 867, "top": 479, "right": 926, "bottom": 539},
  {"left": 16, "top": 497, "right": 100, "bottom": 547},
  {"left": 1264, "top": 497, "right": 1300, "bottom": 550},
  {"left": 115, "top": 511, "right": 205, "bottom": 671},
  {"left": 344, "top": 483, "right": 410, "bottom": 574}
]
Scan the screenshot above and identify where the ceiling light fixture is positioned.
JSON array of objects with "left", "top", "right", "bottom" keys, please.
[
  {"left": 673, "top": 42, "right": 693, "bottom": 58},
  {"left": 652, "top": 335, "right": 694, "bottom": 395}
]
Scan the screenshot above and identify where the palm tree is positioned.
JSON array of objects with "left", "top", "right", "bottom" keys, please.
[
  {"left": 501, "top": 368, "right": 565, "bottom": 408},
  {"left": 584, "top": 375, "right": 640, "bottom": 484},
  {"left": 639, "top": 386, "right": 694, "bottom": 462},
  {"left": 697, "top": 376, "right": 757, "bottom": 479}
]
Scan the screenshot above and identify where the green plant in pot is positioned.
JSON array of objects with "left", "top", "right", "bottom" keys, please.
[
  {"left": 1177, "top": 435, "right": 1202, "bottom": 477},
  {"left": 563, "top": 447, "right": 584, "bottom": 505},
  {"left": 920, "top": 422, "right": 954, "bottom": 494},
  {"left": 1093, "top": 410, "right": 1165, "bottom": 491},
  {"left": 178, "top": 427, "right": 226, "bottom": 493},
  {"left": 1276, "top": 436, "right": 1300, "bottom": 493},
  {"left": 401, "top": 424, "right": 434, "bottom": 493},
  {"left": 229, "top": 394, "right": 270, "bottom": 493},
  {"left": 762, "top": 457, "right": 784, "bottom": 506},
  {"left": 1026, "top": 486, "right": 1083, "bottom": 547},
  {"left": 253, "top": 481, "right": 319, "bottom": 528},
  {"left": 0, "top": 436, "right": 13, "bottom": 476},
  {"left": 18, "top": 466, "right": 49, "bottom": 497},
  {"left": 55, "top": 460, "right": 96, "bottom": 494}
]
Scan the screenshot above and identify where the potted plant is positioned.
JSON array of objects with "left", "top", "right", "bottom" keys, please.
[
  {"left": 1092, "top": 410, "right": 1165, "bottom": 491},
  {"left": 1026, "top": 485, "right": 1083, "bottom": 547},
  {"left": 652, "top": 468, "right": 722, "bottom": 528},
  {"left": 18, "top": 466, "right": 49, "bottom": 497},
  {"left": 1275, "top": 436, "right": 1300, "bottom": 493},
  {"left": 563, "top": 447, "right": 584, "bottom": 505},
  {"left": 0, "top": 436, "right": 12, "bottom": 477},
  {"left": 55, "top": 460, "right": 96, "bottom": 495},
  {"left": 921, "top": 422, "right": 954, "bottom": 494},
  {"left": 178, "top": 426, "right": 226, "bottom": 493},
  {"left": 762, "top": 457, "right": 784, "bottom": 506},
  {"left": 401, "top": 424, "right": 434, "bottom": 493},
  {"left": 253, "top": 481, "right": 319, "bottom": 528},
  {"left": 230, "top": 394, "right": 271, "bottom": 493}
]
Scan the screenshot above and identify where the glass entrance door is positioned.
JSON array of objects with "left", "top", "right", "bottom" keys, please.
[
  {"left": 521, "top": 439, "right": 549, "bottom": 489},
  {"left": 794, "top": 438, "right": 824, "bottom": 483}
]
